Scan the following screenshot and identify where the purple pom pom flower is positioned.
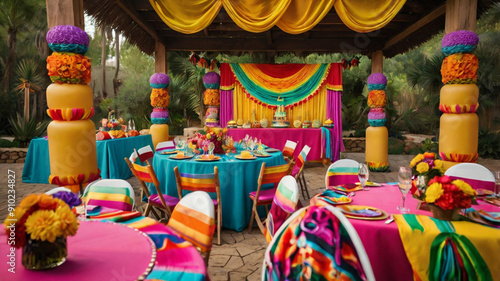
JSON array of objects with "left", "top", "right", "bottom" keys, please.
[
  {"left": 442, "top": 30, "right": 479, "bottom": 48},
  {"left": 52, "top": 191, "right": 82, "bottom": 209},
  {"left": 203, "top": 72, "right": 221, "bottom": 85},
  {"left": 46, "top": 25, "right": 89, "bottom": 46},
  {"left": 367, "top": 73, "right": 387, "bottom": 86},
  {"left": 150, "top": 73, "right": 170, "bottom": 88}
]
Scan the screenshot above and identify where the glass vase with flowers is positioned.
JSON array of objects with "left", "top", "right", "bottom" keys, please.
[{"left": 4, "top": 193, "right": 80, "bottom": 270}]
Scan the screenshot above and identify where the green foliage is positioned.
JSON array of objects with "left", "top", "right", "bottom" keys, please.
[
  {"left": 0, "top": 138, "right": 20, "bottom": 147},
  {"left": 477, "top": 129, "right": 500, "bottom": 159},
  {"left": 420, "top": 138, "right": 438, "bottom": 153},
  {"left": 8, "top": 110, "right": 48, "bottom": 147}
]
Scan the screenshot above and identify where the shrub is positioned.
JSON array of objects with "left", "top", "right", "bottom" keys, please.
[
  {"left": 8, "top": 111, "right": 49, "bottom": 148},
  {"left": 477, "top": 129, "right": 500, "bottom": 159}
]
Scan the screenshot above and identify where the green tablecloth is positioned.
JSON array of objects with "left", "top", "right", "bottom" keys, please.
[
  {"left": 152, "top": 151, "right": 286, "bottom": 232},
  {"left": 22, "top": 135, "right": 153, "bottom": 183}
]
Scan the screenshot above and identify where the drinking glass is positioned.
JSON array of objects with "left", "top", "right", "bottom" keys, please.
[
  {"left": 398, "top": 166, "right": 413, "bottom": 213},
  {"left": 495, "top": 171, "right": 500, "bottom": 198},
  {"left": 358, "top": 163, "right": 370, "bottom": 191}
]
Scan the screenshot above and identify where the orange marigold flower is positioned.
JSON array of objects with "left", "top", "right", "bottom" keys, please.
[
  {"left": 441, "top": 53, "right": 478, "bottom": 84},
  {"left": 367, "top": 90, "right": 387, "bottom": 108}
]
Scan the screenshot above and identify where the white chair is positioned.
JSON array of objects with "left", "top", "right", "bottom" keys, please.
[
  {"left": 262, "top": 204, "right": 375, "bottom": 281},
  {"left": 444, "top": 163, "right": 495, "bottom": 191},
  {"left": 325, "top": 159, "right": 360, "bottom": 188},
  {"left": 83, "top": 179, "right": 136, "bottom": 216},
  {"left": 291, "top": 145, "right": 311, "bottom": 199},
  {"left": 45, "top": 187, "right": 73, "bottom": 195}
]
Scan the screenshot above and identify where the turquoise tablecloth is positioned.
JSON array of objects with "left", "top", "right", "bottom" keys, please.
[
  {"left": 22, "top": 135, "right": 153, "bottom": 183},
  {"left": 152, "top": 151, "right": 286, "bottom": 232}
]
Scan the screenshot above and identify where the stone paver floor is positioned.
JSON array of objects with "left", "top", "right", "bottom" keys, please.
[{"left": 1, "top": 153, "right": 499, "bottom": 280}]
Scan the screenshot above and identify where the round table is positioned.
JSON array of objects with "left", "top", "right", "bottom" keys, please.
[
  {"left": 0, "top": 220, "right": 155, "bottom": 281},
  {"left": 152, "top": 151, "right": 286, "bottom": 231},
  {"left": 320, "top": 184, "right": 500, "bottom": 281}
]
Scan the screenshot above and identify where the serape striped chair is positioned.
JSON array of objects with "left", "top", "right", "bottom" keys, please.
[
  {"left": 291, "top": 145, "right": 311, "bottom": 199},
  {"left": 261, "top": 175, "right": 300, "bottom": 244},
  {"left": 444, "top": 163, "right": 496, "bottom": 191},
  {"left": 248, "top": 161, "right": 294, "bottom": 233},
  {"left": 167, "top": 191, "right": 216, "bottom": 266},
  {"left": 174, "top": 166, "right": 222, "bottom": 246},
  {"left": 83, "top": 179, "right": 135, "bottom": 216},
  {"left": 156, "top": 140, "right": 175, "bottom": 152},
  {"left": 262, "top": 204, "right": 375, "bottom": 281},
  {"left": 282, "top": 140, "right": 298, "bottom": 163},
  {"left": 325, "top": 159, "right": 360, "bottom": 188},
  {"left": 125, "top": 157, "right": 179, "bottom": 221}
]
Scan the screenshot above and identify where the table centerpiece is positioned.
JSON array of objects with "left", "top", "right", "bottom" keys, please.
[
  {"left": 410, "top": 152, "right": 445, "bottom": 193},
  {"left": 4, "top": 193, "right": 80, "bottom": 270}
]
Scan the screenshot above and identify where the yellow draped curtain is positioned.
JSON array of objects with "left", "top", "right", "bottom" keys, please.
[
  {"left": 149, "top": 0, "right": 406, "bottom": 34},
  {"left": 233, "top": 83, "right": 328, "bottom": 125}
]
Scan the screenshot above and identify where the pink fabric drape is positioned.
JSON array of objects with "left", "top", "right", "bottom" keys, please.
[
  {"left": 327, "top": 90, "right": 345, "bottom": 158},
  {"left": 220, "top": 90, "right": 234, "bottom": 127}
]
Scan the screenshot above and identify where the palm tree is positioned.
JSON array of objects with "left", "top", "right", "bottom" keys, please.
[
  {"left": 0, "top": 0, "right": 42, "bottom": 93},
  {"left": 13, "top": 59, "right": 43, "bottom": 120}
]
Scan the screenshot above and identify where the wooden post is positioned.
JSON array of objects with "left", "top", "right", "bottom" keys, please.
[
  {"left": 371, "top": 50, "right": 383, "bottom": 73},
  {"left": 445, "top": 0, "right": 477, "bottom": 33},
  {"left": 155, "top": 41, "right": 168, "bottom": 73},
  {"left": 46, "top": 0, "right": 84, "bottom": 29}
]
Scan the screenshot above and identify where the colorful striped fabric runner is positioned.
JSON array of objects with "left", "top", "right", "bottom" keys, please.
[{"left": 394, "top": 214, "right": 499, "bottom": 281}]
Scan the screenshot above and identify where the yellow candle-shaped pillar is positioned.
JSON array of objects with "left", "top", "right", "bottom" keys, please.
[
  {"left": 366, "top": 126, "right": 388, "bottom": 164},
  {"left": 150, "top": 124, "right": 169, "bottom": 150}
]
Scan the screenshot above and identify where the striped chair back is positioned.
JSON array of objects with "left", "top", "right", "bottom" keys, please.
[
  {"left": 325, "top": 159, "right": 360, "bottom": 188},
  {"left": 167, "top": 191, "right": 215, "bottom": 253},
  {"left": 263, "top": 204, "right": 375, "bottom": 281},
  {"left": 444, "top": 163, "right": 496, "bottom": 191},
  {"left": 175, "top": 169, "right": 219, "bottom": 194},
  {"left": 282, "top": 140, "right": 298, "bottom": 161},
  {"left": 291, "top": 145, "right": 311, "bottom": 177},
  {"left": 261, "top": 162, "right": 294, "bottom": 187},
  {"left": 83, "top": 179, "right": 135, "bottom": 212},
  {"left": 264, "top": 176, "right": 299, "bottom": 243}
]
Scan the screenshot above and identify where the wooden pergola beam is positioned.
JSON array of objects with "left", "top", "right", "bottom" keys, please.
[
  {"left": 46, "top": 0, "right": 84, "bottom": 29},
  {"left": 116, "top": 0, "right": 162, "bottom": 43},
  {"left": 445, "top": 0, "right": 477, "bottom": 32},
  {"left": 371, "top": 50, "right": 384, "bottom": 73},
  {"left": 383, "top": 4, "right": 446, "bottom": 51}
]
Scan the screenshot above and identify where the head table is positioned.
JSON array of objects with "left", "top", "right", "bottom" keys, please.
[
  {"left": 152, "top": 150, "right": 287, "bottom": 232},
  {"left": 22, "top": 135, "right": 153, "bottom": 183},
  {"left": 324, "top": 184, "right": 500, "bottom": 281}
]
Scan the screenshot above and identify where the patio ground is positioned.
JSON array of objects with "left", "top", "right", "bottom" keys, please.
[{"left": 1, "top": 153, "right": 499, "bottom": 280}]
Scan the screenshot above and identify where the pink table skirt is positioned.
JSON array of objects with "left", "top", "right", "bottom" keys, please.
[
  {"left": 0, "top": 220, "right": 155, "bottom": 281},
  {"left": 332, "top": 185, "right": 499, "bottom": 281},
  {"left": 227, "top": 128, "right": 336, "bottom": 161}
]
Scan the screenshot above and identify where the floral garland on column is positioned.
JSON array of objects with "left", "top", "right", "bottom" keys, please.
[{"left": 203, "top": 72, "right": 221, "bottom": 127}]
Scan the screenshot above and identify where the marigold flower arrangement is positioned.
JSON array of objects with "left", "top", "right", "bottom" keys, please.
[
  {"left": 410, "top": 152, "right": 445, "bottom": 180},
  {"left": 46, "top": 52, "right": 91, "bottom": 84},
  {"left": 203, "top": 88, "right": 220, "bottom": 106},
  {"left": 424, "top": 176, "right": 477, "bottom": 210},
  {"left": 441, "top": 53, "right": 478, "bottom": 84},
  {"left": 4, "top": 194, "right": 79, "bottom": 248},
  {"left": 367, "top": 90, "right": 387, "bottom": 108},
  {"left": 150, "top": 88, "right": 170, "bottom": 108}
]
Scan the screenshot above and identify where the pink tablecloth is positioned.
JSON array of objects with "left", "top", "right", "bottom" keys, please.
[
  {"left": 0, "top": 220, "right": 155, "bottom": 281},
  {"left": 227, "top": 128, "right": 336, "bottom": 161},
  {"left": 338, "top": 185, "right": 499, "bottom": 281}
]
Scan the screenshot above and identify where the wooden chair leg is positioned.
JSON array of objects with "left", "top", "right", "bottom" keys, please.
[
  {"left": 217, "top": 207, "right": 221, "bottom": 246},
  {"left": 255, "top": 215, "right": 266, "bottom": 236},
  {"left": 301, "top": 172, "right": 310, "bottom": 199},
  {"left": 143, "top": 203, "right": 152, "bottom": 217},
  {"left": 248, "top": 206, "right": 257, "bottom": 233},
  {"left": 150, "top": 207, "right": 161, "bottom": 220}
]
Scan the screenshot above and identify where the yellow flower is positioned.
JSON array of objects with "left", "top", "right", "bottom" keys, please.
[
  {"left": 4, "top": 206, "right": 26, "bottom": 228},
  {"left": 453, "top": 180, "right": 477, "bottom": 197},
  {"left": 55, "top": 206, "right": 79, "bottom": 237},
  {"left": 416, "top": 162, "right": 429, "bottom": 174},
  {"left": 410, "top": 154, "right": 424, "bottom": 168},
  {"left": 25, "top": 210, "right": 62, "bottom": 243},
  {"left": 434, "top": 160, "right": 444, "bottom": 172},
  {"left": 425, "top": 183, "right": 444, "bottom": 203}
]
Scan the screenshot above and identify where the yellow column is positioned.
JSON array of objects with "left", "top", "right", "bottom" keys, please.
[
  {"left": 365, "top": 73, "right": 389, "bottom": 172},
  {"left": 149, "top": 73, "right": 170, "bottom": 149},
  {"left": 45, "top": 25, "right": 99, "bottom": 192},
  {"left": 438, "top": 31, "right": 479, "bottom": 170}
]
